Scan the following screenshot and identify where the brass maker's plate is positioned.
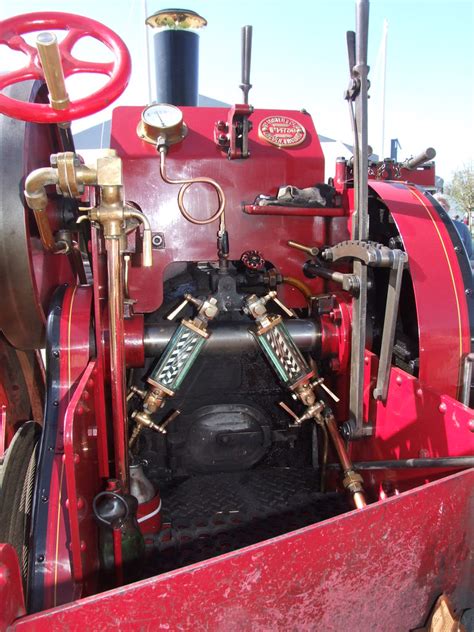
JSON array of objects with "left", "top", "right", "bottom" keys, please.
[{"left": 258, "top": 115, "right": 306, "bottom": 148}]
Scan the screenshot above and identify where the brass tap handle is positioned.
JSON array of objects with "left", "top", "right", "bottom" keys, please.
[
  {"left": 271, "top": 295, "right": 296, "bottom": 319},
  {"left": 36, "top": 32, "right": 70, "bottom": 111},
  {"left": 311, "top": 378, "right": 340, "bottom": 403},
  {"left": 167, "top": 297, "right": 190, "bottom": 321},
  {"left": 287, "top": 240, "right": 319, "bottom": 257},
  {"left": 157, "top": 409, "right": 181, "bottom": 434}
]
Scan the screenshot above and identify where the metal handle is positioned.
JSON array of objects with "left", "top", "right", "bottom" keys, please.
[
  {"left": 36, "top": 32, "right": 70, "bottom": 110},
  {"left": 93, "top": 491, "right": 130, "bottom": 527},
  {"left": 240, "top": 25, "right": 253, "bottom": 104}
]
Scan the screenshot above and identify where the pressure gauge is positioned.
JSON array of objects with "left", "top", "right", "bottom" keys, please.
[{"left": 137, "top": 103, "right": 187, "bottom": 146}]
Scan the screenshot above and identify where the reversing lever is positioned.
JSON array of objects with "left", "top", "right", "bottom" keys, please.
[{"left": 240, "top": 25, "right": 253, "bottom": 104}]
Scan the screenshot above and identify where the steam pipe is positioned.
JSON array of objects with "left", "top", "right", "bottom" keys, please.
[
  {"left": 24, "top": 168, "right": 62, "bottom": 252},
  {"left": 107, "top": 237, "right": 129, "bottom": 491}
]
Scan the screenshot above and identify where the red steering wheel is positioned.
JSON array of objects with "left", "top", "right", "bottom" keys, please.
[{"left": 0, "top": 12, "right": 131, "bottom": 123}]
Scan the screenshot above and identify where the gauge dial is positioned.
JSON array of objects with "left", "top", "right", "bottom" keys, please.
[{"left": 138, "top": 103, "right": 187, "bottom": 146}]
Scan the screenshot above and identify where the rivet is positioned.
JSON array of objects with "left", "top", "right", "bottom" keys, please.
[
  {"left": 53, "top": 400, "right": 59, "bottom": 407},
  {"left": 468, "top": 419, "right": 474, "bottom": 433},
  {"left": 76, "top": 405, "right": 84, "bottom": 416},
  {"left": 87, "top": 378, "right": 95, "bottom": 388},
  {"left": 396, "top": 376, "right": 403, "bottom": 385},
  {"left": 438, "top": 402, "right": 447, "bottom": 413},
  {"left": 364, "top": 357, "right": 369, "bottom": 365},
  {"left": 52, "top": 350, "right": 60, "bottom": 358},
  {"left": 80, "top": 541, "right": 87, "bottom": 552},
  {"left": 416, "top": 388, "right": 423, "bottom": 397},
  {"left": 82, "top": 391, "right": 90, "bottom": 401},
  {"left": 77, "top": 497, "right": 85, "bottom": 510},
  {"left": 36, "top": 555, "right": 45, "bottom": 563}
]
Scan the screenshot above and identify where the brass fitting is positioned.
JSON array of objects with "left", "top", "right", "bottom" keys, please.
[
  {"left": 36, "top": 31, "right": 70, "bottom": 111},
  {"left": 24, "top": 150, "right": 152, "bottom": 266},
  {"left": 129, "top": 410, "right": 165, "bottom": 449},
  {"left": 143, "top": 387, "right": 168, "bottom": 414}
]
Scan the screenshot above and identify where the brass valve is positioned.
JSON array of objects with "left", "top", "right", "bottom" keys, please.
[
  {"left": 129, "top": 409, "right": 181, "bottom": 449},
  {"left": 167, "top": 293, "right": 219, "bottom": 331}
]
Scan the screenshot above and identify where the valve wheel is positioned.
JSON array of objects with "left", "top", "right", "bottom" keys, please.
[{"left": 0, "top": 12, "right": 131, "bottom": 123}]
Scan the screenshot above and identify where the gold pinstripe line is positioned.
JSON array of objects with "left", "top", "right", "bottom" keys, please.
[
  {"left": 408, "top": 187, "right": 463, "bottom": 365},
  {"left": 53, "top": 285, "right": 77, "bottom": 606}
]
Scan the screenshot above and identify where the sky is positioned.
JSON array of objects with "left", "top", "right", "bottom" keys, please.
[{"left": 1, "top": 0, "right": 473, "bottom": 184}]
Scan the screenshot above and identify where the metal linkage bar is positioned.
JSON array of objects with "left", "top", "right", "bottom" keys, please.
[{"left": 373, "top": 250, "right": 408, "bottom": 401}]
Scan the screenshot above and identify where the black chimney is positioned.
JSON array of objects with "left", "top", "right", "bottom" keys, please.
[{"left": 146, "top": 9, "right": 207, "bottom": 106}]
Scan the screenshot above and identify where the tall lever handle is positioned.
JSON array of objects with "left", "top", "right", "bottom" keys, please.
[{"left": 240, "top": 25, "right": 253, "bottom": 104}]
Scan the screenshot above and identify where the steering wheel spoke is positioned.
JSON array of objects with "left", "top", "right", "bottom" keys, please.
[
  {"left": 0, "top": 64, "right": 42, "bottom": 90},
  {"left": 58, "top": 28, "right": 84, "bottom": 55},
  {"left": 64, "top": 58, "right": 114, "bottom": 78},
  {"left": 0, "top": 12, "right": 131, "bottom": 123},
  {"left": 3, "top": 33, "right": 36, "bottom": 58}
]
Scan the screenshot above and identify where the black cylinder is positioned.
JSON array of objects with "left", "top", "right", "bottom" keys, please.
[
  {"left": 144, "top": 319, "right": 321, "bottom": 357},
  {"left": 154, "top": 30, "right": 199, "bottom": 106}
]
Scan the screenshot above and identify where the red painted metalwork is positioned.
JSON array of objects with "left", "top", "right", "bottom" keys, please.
[
  {"left": 63, "top": 360, "right": 104, "bottom": 595},
  {"left": 136, "top": 493, "right": 162, "bottom": 536},
  {"left": 319, "top": 293, "right": 352, "bottom": 374},
  {"left": 123, "top": 315, "right": 145, "bottom": 368},
  {"left": 0, "top": 13, "right": 131, "bottom": 123},
  {"left": 0, "top": 544, "right": 25, "bottom": 630},
  {"left": 11, "top": 470, "right": 473, "bottom": 631},
  {"left": 347, "top": 350, "right": 474, "bottom": 490},
  {"left": 40, "top": 285, "right": 93, "bottom": 610},
  {"left": 90, "top": 228, "right": 110, "bottom": 479},
  {"left": 0, "top": 381, "right": 7, "bottom": 457},
  {"left": 370, "top": 181, "right": 471, "bottom": 398},
  {"left": 111, "top": 106, "right": 327, "bottom": 311},
  {"left": 243, "top": 204, "right": 346, "bottom": 217}
]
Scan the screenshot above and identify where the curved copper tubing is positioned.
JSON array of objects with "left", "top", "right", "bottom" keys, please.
[
  {"left": 282, "top": 276, "right": 313, "bottom": 303},
  {"left": 325, "top": 414, "right": 367, "bottom": 508},
  {"left": 159, "top": 148, "right": 226, "bottom": 230}
]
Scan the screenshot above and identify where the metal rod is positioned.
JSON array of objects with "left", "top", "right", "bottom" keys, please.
[
  {"left": 349, "top": 261, "right": 369, "bottom": 435},
  {"left": 373, "top": 252, "right": 407, "bottom": 401},
  {"left": 461, "top": 353, "right": 474, "bottom": 407},
  {"left": 354, "top": 0, "right": 369, "bottom": 241},
  {"left": 240, "top": 25, "right": 253, "bottom": 104},
  {"left": 106, "top": 238, "right": 129, "bottom": 491},
  {"left": 331, "top": 456, "right": 474, "bottom": 470}
]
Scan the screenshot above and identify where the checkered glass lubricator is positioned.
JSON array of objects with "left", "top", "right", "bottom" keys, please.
[
  {"left": 147, "top": 294, "right": 219, "bottom": 394},
  {"left": 244, "top": 292, "right": 311, "bottom": 388},
  {"left": 148, "top": 323, "right": 206, "bottom": 392}
]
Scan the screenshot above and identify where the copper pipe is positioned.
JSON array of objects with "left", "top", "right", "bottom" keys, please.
[
  {"left": 353, "top": 492, "right": 366, "bottom": 510},
  {"left": 320, "top": 422, "right": 328, "bottom": 493},
  {"left": 325, "top": 414, "right": 366, "bottom": 508},
  {"left": 106, "top": 237, "right": 129, "bottom": 491},
  {"left": 159, "top": 148, "right": 226, "bottom": 232},
  {"left": 24, "top": 168, "right": 64, "bottom": 252},
  {"left": 325, "top": 415, "right": 352, "bottom": 471},
  {"left": 283, "top": 276, "right": 313, "bottom": 305}
]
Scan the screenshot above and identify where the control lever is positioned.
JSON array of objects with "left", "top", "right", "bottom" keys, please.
[
  {"left": 288, "top": 240, "right": 319, "bottom": 257},
  {"left": 240, "top": 25, "right": 253, "bottom": 104}
]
